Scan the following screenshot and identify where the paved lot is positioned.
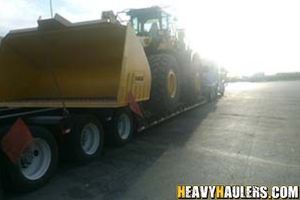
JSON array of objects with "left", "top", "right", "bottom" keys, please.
[{"left": 5, "top": 81, "right": 300, "bottom": 200}]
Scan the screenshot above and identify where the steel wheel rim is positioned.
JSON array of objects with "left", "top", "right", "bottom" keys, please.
[
  {"left": 117, "top": 114, "right": 131, "bottom": 140},
  {"left": 81, "top": 123, "right": 100, "bottom": 155},
  {"left": 19, "top": 138, "right": 51, "bottom": 181},
  {"left": 167, "top": 70, "right": 177, "bottom": 98}
]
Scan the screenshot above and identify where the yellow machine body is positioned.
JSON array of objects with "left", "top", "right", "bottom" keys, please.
[{"left": 0, "top": 18, "right": 151, "bottom": 108}]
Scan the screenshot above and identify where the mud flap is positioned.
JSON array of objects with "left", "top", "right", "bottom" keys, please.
[
  {"left": 128, "top": 92, "right": 143, "bottom": 117},
  {"left": 1, "top": 118, "right": 33, "bottom": 163}
]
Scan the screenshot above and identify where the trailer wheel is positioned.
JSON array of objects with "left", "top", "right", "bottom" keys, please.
[
  {"left": 109, "top": 108, "right": 133, "bottom": 146},
  {"left": 0, "top": 164, "right": 3, "bottom": 197},
  {"left": 2, "top": 126, "right": 58, "bottom": 192},
  {"left": 66, "top": 115, "right": 104, "bottom": 162}
]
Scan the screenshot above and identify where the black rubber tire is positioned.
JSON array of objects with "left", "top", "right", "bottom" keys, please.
[
  {"left": 179, "top": 53, "right": 202, "bottom": 103},
  {"left": 1, "top": 126, "right": 58, "bottom": 192},
  {"left": 65, "top": 115, "right": 104, "bottom": 162},
  {"left": 208, "top": 86, "right": 218, "bottom": 102},
  {"left": 107, "top": 108, "right": 134, "bottom": 146},
  {"left": 219, "top": 83, "right": 225, "bottom": 96},
  {"left": 209, "top": 90, "right": 214, "bottom": 102},
  {"left": 219, "top": 90, "right": 224, "bottom": 96},
  {"left": 147, "top": 54, "right": 181, "bottom": 113},
  {"left": 0, "top": 164, "right": 3, "bottom": 198}
]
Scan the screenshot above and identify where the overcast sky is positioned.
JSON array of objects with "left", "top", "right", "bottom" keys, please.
[{"left": 1, "top": 0, "right": 300, "bottom": 76}]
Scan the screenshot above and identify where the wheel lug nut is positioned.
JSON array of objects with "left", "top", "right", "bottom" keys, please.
[{"left": 34, "top": 150, "right": 39, "bottom": 156}]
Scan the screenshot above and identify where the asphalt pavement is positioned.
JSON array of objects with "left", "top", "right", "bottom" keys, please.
[{"left": 4, "top": 81, "right": 300, "bottom": 200}]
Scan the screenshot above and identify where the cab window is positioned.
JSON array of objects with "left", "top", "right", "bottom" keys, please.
[
  {"left": 144, "top": 19, "right": 160, "bottom": 32},
  {"left": 161, "top": 15, "right": 168, "bottom": 30},
  {"left": 131, "top": 17, "right": 139, "bottom": 33}
]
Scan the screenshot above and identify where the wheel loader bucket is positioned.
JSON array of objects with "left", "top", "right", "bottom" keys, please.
[{"left": 0, "top": 15, "right": 151, "bottom": 108}]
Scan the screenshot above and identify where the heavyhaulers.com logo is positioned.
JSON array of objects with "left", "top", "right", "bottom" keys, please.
[{"left": 177, "top": 185, "right": 299, "bottom": 199}]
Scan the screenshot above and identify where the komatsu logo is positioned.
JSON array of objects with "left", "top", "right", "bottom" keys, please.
[{"left": 177, "top": 185, "right": 299, "bottom": 199}]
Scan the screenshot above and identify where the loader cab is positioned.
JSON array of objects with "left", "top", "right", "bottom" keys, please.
[{"left": 127, "top": 7, "right": 173, "bottom": 36}]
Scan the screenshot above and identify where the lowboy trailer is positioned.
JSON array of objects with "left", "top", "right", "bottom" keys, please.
[{"left": 0, "top": 7, "right": 220, "bottom": 192}]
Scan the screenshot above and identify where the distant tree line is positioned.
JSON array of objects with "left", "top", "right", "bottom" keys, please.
[{"left": 228, "top": 72, "right": 300, "bottom": 82}]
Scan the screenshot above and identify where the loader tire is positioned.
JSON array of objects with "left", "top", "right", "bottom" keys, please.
[
  {"left": 1, "top": 126, "right": 58, "bottom": 192},
  {"left": 65, "top": 115, "right": 104, "bottom": 163},
  {"left": 180, "top": 53, "right": 202, "bottom": 103},
  {"left": 148, "top": 54, "right": 181, "bottom": 113}
]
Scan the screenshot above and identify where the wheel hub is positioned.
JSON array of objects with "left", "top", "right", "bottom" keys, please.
[
  {"left": 80, "top": 123, "right": 100, "bottom": 155},
  {"left": 19, "top": 138, "right": 51, "bottom": 181},
  {"left": 117, "top": 114, "right": 131, "bottom": 140},
  {"left": 167, "top": 70, "right": 177, "bottom": 98}
]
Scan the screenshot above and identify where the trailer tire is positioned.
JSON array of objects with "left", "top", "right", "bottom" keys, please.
[
  {"left": 0, "top": 163, "right": 3, "bottom": 197},
  {"left": 219, "top": 83, "right": 225, "bottom": 96},
  {"left": 66, "top": 115, "right": 104, "bottom": 162},
  {"left": 208, "top": 86, "right": 218, "bottom": 102},
  {"left": 108, "top": 108, "right": 134, "bottom": 146},
  {"left": 148, "top": 54, "right": 181, "bottom": 113},
  {"left": 2, "top": 126, "right": 58, "bottom": 192}
]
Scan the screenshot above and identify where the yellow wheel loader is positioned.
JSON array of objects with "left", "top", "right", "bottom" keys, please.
[
  {"left": 0, "top": 7, "right": 206, "bottom": 192},
  {"left": 126, "top": 7, "right": 204, "bottom": 111}
]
